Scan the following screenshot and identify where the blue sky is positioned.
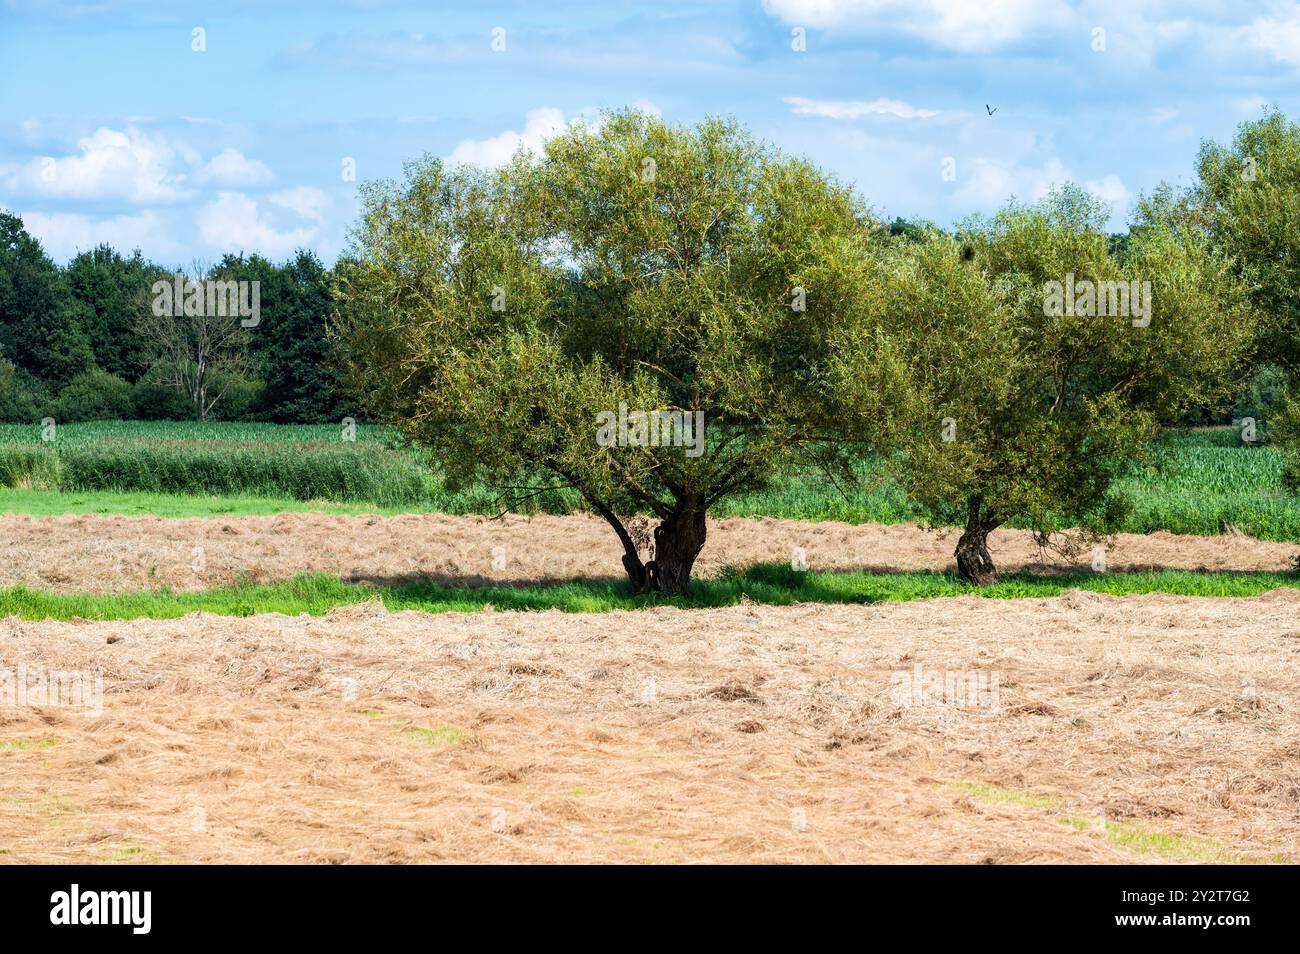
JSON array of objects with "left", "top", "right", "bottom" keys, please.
[{"left": 2, "top": 0, "right": 1298, "bottom": 265}]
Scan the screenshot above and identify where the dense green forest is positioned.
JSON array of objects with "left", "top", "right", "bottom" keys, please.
[{"left": 0, "top": 212, "right": 346, "bottom": 423}]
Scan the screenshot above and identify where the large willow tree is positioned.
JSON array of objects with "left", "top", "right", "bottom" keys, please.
[{"left": 333, "top": 110, "right": 888, "bottom": 594}]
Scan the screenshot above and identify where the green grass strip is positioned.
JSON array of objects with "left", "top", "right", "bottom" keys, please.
[
  {"left": 0, "top": 488, "right": 380, "bottom": 518},
  {"left": 2, "top": 564, "right": 1297, "bottom": 622}
]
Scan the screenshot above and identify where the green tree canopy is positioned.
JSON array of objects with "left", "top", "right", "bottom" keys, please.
[
  {"left": 863, "top": 186, "right": 1253, "bottom": 583},
  {"left": 63, "top": 243, "right": 161, "bottom": 382},
  {"left": 256, "top": 250, "right": 341, "bottom": 423},
  {"left": 334, "top": 109, "right": 890, "bottom": 593},
  {"left": 0, "top": 210, "right": 93, "bottom": 390},
  {"left": 1191, "top": 108, "right": 1300, "bottom": 375}
]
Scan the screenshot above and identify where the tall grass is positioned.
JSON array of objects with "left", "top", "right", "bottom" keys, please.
[
  {"left": 0, "top": 422, "right": 435, "bottom": 506},
  {"left": 713, "top": 429, "right": 1300, "bottom": 539},
  {"left": 57, "top": 440, "right": 435, "bottom": 506},
  {"left": 1, "top": 422, "right": 1297, "bottom": 540}
]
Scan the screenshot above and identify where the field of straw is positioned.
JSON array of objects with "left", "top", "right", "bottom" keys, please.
[
  {"left": 3, "top": 586, "right": 1298, "bottom": 863},
  {"left": 2, "top": 512, "right": 1297, "bottom": 593}
]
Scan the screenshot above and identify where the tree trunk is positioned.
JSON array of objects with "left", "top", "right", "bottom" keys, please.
[
  {"left": 587, "top": 497, "right": 707, "bottom": 597},
  {"left": 649, "top": 508, "right": 708, "bottom": 596},
  {"left": 622, "top": 551, "right": 650, "bottom": 593},
  {"left": 955, "top": 499, "right": 999, "bottom": 586}
]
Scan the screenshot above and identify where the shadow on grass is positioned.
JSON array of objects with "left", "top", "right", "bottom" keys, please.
[{"left": 2, "top": 563, "right": 1299, "bottom": 622}]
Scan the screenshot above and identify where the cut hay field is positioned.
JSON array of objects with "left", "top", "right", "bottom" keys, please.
[
  {"left": 3, "top": 423, "right": 1299, "bottom": 865},
  {"left": 2, "top": 591, "right": 1296, "bottom": 864}
]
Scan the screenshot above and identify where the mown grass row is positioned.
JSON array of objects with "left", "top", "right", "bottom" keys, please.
[
  {"left": 944, "top": 782, "right": 1284, "bottom": 864},
  {"left": 0, "top": 488, "right": 373, "bottom": 517},
  {"left": 3, "top": 564, "right": 1296, "bottom": 621},
  {"left": 2, "top": 422, "right": 1298, "bottom": 541}
]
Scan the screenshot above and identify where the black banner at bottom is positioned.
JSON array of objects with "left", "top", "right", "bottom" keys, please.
[{"left": 0, "top": 865, "right": 1285, "bottom": 940}]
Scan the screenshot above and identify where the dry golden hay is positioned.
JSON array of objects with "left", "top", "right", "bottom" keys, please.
[{"left": 1, "top": 590, "right": 1297, "bottom": 864}]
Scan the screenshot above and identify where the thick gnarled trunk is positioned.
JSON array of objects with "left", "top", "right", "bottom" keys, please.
[
  {"left": 648, "top": 509, "right": 708, "bottom": 596},
  {"left": 955, "top": 498, "right": 999, "bottom": 586},
  {"left": 595, "top": 503, "right": 707, "bottom": 597}
]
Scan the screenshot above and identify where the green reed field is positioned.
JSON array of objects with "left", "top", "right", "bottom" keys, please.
[{"left": 0, "top": 421, "right": 1295, "bottom": 541}]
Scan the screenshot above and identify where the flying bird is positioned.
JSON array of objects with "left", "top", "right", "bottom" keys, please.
[{"left": 986, "top": 104, "right": 997, "bottom": 115}]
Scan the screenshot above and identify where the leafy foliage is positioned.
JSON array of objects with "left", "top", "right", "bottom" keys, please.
[
  {"left": 335, "top": 109, "right": 891, "bottom": 591},
  {"left": 860, "top": 186, "right": 1252, "bottom": 579}
]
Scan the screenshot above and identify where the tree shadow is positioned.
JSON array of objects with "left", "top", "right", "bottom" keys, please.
[{"left": 341, "top": 562, "right": 1300, "bottom": 612}]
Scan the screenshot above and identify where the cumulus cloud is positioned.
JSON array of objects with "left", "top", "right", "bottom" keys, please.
[
  {"left": 947, "top": 158, "right": 1128, "bottom": 221},
  {"left": 19, "top": 209, "right": 173, "bottom": 261},
  {"left": 194, "top": 148, "right": 274, "bottom": 187},
  {"left": 447, "top": 107, "right": 575, "bottom": 168},
  {"left": 3, "top": 124, "right": 312, "bottom": 259},
  {"left": 268, "top": 186, "right": 330, "bottom": 222},
  {"left": 6, "top": 126, "right": 192, "bottom": 203},
  {"left": 952, "top": 157, "right": 1071, "bottom": 207},
  {"left": 4, "top": 126, "right": 287, "bottom": 208},
  {"left": 1243, "top": 4, "right": 1300, "bottom": 66},
  {"left": 1085, "top": 174, "right": 1130, "bottom": 212},
  {"left": 784, "top": 95, "right": 938, "bottom": 119},
  {"left": 196, "top": 192, "right": 315, "bottom": 259},
  {"left": 763, "top": 0, "right": 1070, "bottom": 53}
]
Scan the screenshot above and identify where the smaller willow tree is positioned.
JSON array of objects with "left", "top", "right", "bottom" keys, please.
[
  {"left": 1191, "top": 109, "right": 1300, "bottom": 486},
  {"left": 1192, "top": 109, "right": 1300, "bottom": 377},
  {"left": 333, "top": 110, "right": 888, "bottom": 594},
  {"left": 851, "top": 187, "right": 1251, "bottom": 584}
]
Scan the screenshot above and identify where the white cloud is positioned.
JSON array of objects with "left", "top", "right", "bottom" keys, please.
[
  {"left": 1233, "top": 94, "right": 1269, "bottom": 118},
  {"left": 952, "top": 157, "right": 1071, "bottom": 207},
  {"left": 6, "top": 126, "right": 192, "bottom": 203},
  {"left": 784, "top": 95, "right": 938, "bottom": 119},
  {"left": 19, "top": 209, "right": 173, "bottom": 261},
  {"left": 268, "top": 186, "right": 330, "bottom": 222},
  {"left": 1243, "top": 4, "right": 1300, "bottom": 66},
  {"left": 4, "top": 127, "right": 285, "bottom": 206},
  {"left": 947, "top": 159, "right": 1127, "bottom": 222},
  {"left": 1085, "top": 174, "right": 1130, "bottom": 212},
  {"left": 447, "top": 107, "right": 573, "bottom": 168},
  {"left": 196, "top": 192, "right": 315, "bottom": 259},
  {"left": 763, "top": 0, "right": 1070, "bottom": 53},
  {"left": 195, "top": 148, "right": 274, "bottom": 187}
]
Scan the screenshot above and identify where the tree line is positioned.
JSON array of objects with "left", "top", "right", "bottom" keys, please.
[{"left": 0, "top": 222, "right": 347, "bottom": 423}]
